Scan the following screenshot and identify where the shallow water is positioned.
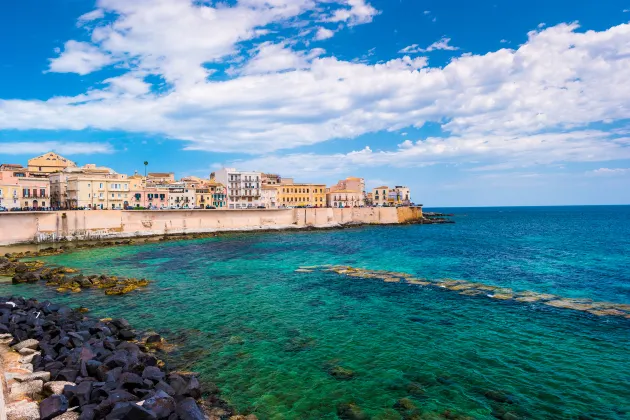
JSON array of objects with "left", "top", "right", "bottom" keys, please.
[{"left": 2, "top": 206, "right": 630, "bottom": 419}]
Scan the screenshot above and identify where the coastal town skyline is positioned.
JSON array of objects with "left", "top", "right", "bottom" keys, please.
[
  {"left": 1, "top": 0, "right": 630, "bottom": 207},
  {"left": 0, "top": 151, "right": 412, "bottom": 210}
]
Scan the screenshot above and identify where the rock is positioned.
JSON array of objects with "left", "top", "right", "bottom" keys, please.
[
  {"left": 44, "top": 381, "right": 76, "bottom": 396},
  {"left": 105, "top": 402, "right": 157, "bottom": 420},
  {"left": 19, "top": 351, "right": 41, "bottom": 364},
  {"left": 54, "top": 412, "right": 80, "bottom": 420},
  {"left": 56, "top": 368, "right": 78, "bottom": 383},
  {"left": 394, "top": 398, "right": 417, "bottom": 412},
  {"left": 119, "top": 372, "right": 144, "bottom": 390},
  {"left": 337, "top": 402, "right": 368, "bottom": 420},
  {"left": 11, "top": 338, "right": 39, "bottom": 351},
  {"left": 143, "top": 390, "right": 176, "bottom": 419},
  {"left": 40, "top": 395, "right": 69, "bottom": 420},
  {"left": 176, "top": 398, "right": 205, "bottom": 420},
  {"left": 484, "top": 390, "right": 517, "bottom": 404},
  {"left": 14, "top": 371, "right": 51, "bottom": 383},
  {"left": 142, "top": 366, "right": 165, "bottom": 382},
  {"left": 10, "top": 379, "right": 44, "bottom": 400},
  {"left": 18, "top": 347, "right": 39, "bottom": 356},
  {"left": 146, "top": 334, "right": 162, "bottom": 344},
  {"left": 327, "top": 365, "right": 355, "bottom": 380},
  {"left": 6, "top": 400, "right": 40, "bottom": 420},
  {"left": 118, "top": 330, "right": 135, "bottom": 340}
]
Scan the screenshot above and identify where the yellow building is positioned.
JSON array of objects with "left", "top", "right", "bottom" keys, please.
[
  {"left": 27, "top": 152, "right": 76, "bottom": 174},
  {"left": 50, "top": 164, "right": 130, "bottom": 209},
  {"left": 195, "top": 182, "right": 227, "bottom": 208},
  {"left": 277, "top": 183, "right": 326, "bottom": 207}
]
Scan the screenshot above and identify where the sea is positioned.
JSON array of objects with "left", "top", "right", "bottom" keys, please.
[{"left": 2, "top": 205, "right": 629, "bottom": 419}]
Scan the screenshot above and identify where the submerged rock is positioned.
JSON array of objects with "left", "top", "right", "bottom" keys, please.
[
  {"left": 337, "top": 402, "right": 369, "bottom": 420},
  {"left": 327, "top": 365, "right": 355, "bottom": 380}
]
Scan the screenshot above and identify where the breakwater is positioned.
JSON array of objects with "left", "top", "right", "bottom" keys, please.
[
  {"left": 0, "top": 297, "right": 219, "bottom": 420},
  {"left": 0, "top": 207, "right": 423, "bottom": 246}
]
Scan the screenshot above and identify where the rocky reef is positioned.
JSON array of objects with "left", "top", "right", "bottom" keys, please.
[
  {"left": 0, "top": 296, "right": 257, "bottom": 420},
  {"left": 296, "top": 266, "right": 630, "bottom": 319},
  {"left": 1, "top": 252, "right": 150, "bottom": 296}
]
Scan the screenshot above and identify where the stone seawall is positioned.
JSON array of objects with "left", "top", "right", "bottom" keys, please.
[{"left": 0, "top": 207, "right": 422, "bottom": 245}]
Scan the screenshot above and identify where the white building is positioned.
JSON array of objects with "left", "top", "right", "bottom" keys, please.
[
  {"left": 215, "top": 168, "right": 262, "bottom": 209},
  {"left": 261, "top": 185, "right": 278, "bottom": 209}
]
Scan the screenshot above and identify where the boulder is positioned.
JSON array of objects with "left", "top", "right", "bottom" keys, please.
[
  {"left": 11, "top": 338, "right": 39, "bottom": 351},
  {"left": 10, "top": 379, "right": 44, "bottom": 400},
  {"left": 105, "top": 402, "right": 157, "bottom": 420},
  {"left": 143, "top": 390, "right": 176, "bottom": 419},
  {"left": 14, "top": 371, "right": 51, "bottom": 383},
  {"left": 44, "top": 381, "right": 76, "bottom": 396},
  {"left": 146, "top": 334, "right": 162, "bottom": 344},
  {"left": 176, "top": 398, "right": 205, "bottom": 420},
  {"left": 142, "top": 366, "right": 165, "bottom": 382},
  {"left": 337, "top": 402, "right": 368, "bottom": 420},
  {"left": 6, "top": 400, "right": 40, "bottom": 420},
  {"left": 40, "top": 395, "right": 69, "bottom": 420}
]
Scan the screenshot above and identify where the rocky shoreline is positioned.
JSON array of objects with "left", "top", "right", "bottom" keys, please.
[{"left": 0, "top": 296, "right": 257, "bottom": 420}]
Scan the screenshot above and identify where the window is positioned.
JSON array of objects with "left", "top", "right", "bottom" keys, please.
[
  {"left": 40, "top": 188, "right": 46, "bottom": 197},
  {"left": 100, "top": 183, "right": 104, "bottom": 189},
  {"left": 88, "top": 183, "right": 91, "bottom": 187},
  {"left": 100, "top": 193, "right": 104, "bottom": 198},
  {"left": 88, "top": 194, "right": 91, "bottom": 198}
]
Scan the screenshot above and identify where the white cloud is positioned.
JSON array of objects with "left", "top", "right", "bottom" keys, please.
[
  {"left": 423, "top": 10, "right": 431, "bottom": 15},
  {"left": 398, "top": 37, "right": 459, "bottom": 53},
  {"left": 500, "top": 39, "right": 509, "bottom": 43},
  {"left": 227, "top": 130, "right": 630, "bottom": 174},
  {"left": 587, "top": 167, "right": 630, "bottom": 176},
  {"left": 0, "top": 142, "right": 114, "bottom": 156},
  {"left": 47, "top": 41, "right": 113, "bottom": 75},
  {"left": 314, "top": 27, "right": 335, "bottom": 40},
  {"left": 77, "top": 9, "right": 105, "bottom": 26},
  {"left": 0, "top": 3, "right": 629, "bottom": 172},
  {"left": 326, "top": 0, "right": 379, "bottom": 26}
]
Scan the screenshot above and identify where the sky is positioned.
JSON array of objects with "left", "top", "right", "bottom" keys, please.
[{"left": 1, "top": 0, "right": 630, "bottom": 207}]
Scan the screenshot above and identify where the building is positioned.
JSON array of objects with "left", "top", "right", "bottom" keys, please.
[
  {"left": 261, "top": 185, "right": 278, "bottom": 208},
  {"left": 372, "top": 185, "right": 411, "bottom": 206},
  {"left": 326, "top": 190, "right": 364, "bottom": 208},
  {"left": 215, "top": 168, "right": 262, "bottom": 209},
  {"left": 329, "top": 177, "right": 365, "bottom": 196},
  {"left": 372, "top": 186, "right": 390, "bottom": 206},
  {"left": 0, "top": 165, "right": 51, "bottom": 209},
  {"left": 262, "top": 173, "right": 282, "bottom": 185},
  {"left": 27, "top": 152, "right": 76, "bottom": 174},
  {"left": 50, "top": 164, "right": 130, "bottom": 209},
  {"left": 146, "top": 172, "right": 175, "bottom": 185},
  {"left": 195, "top": 182, "right": 226, "bottom": 208},
  {"left": 391, "top": 186, "right": 411, "bottom": 205},
  {"left": 277, "top": 183, "right": 326, "bottom": 207}
]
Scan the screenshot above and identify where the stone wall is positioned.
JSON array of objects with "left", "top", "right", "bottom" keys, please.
[{"left": 0, "top": 207, "right": 422, "bottom": 245}]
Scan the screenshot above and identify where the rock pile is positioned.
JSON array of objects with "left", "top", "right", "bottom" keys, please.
[
  {"left": 0, "top": 296, "right": 210, "bottom": 419},
  {"left": 1, "top": 255, "right": 149, "bottom": 296}
]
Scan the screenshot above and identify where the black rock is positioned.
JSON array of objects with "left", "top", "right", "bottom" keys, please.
[
  {"left": 118, "top": 329, "right": 135, "bottom": 340},
  {"left": 78, "top": 404, "right": 97, "bottom": 420},
  {"left": 40, "top": 395, "right": 69, "bottom": 420},
  {"left": 56, "top": 367, "right": 78, "bottom": 382},
  {"left": 176, "top": 398, "right": 205, "bottom": 420},
  {"left": 106, "top": 402, "right": 157, "bottom": 420},
  {"left": 119, "top": 372, "right": 144, "bottom": 390},
  {"left": 146, "top": 334, "right": 161, "bottom": 344},
  {"left": 155, "top": 381, "right": 176, "bottom": 396},
  {"left": 143, "top": 390, "right": 176, "bottom": 419},
  {"left": 185, "top": 376, "right": 201, "bottom": 399},
  {"left": 142, "top": 366, "right": 165, "bottom": 382}
]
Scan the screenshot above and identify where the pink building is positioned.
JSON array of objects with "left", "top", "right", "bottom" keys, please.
[
  {"left": 0, "top": 165, "right": 51, "bottom": 209},
  {"left": 130, "top": 187, "right": 170, "bottom": 209}
]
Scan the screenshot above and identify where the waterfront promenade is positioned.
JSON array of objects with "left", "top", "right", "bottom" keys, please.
[{"left": 0, "top": 207, "right": 423, "bottom": 246}]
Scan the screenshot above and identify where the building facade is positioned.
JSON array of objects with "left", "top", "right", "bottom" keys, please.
[
  {"left": 372, "top": 186, "right": 390, "bottom": 206},
  {"left": 195, "top": 182, "right": 226, "bottom": 208},
  {"left": 262, "top": 173, "right": 282, "bottom": 186},
  {"left": 27, "top": 152, "right": 76, "bottom": 174},
  {"left": 215, "top": 168, "right": 262, "bottom": 209},
  {"left": 0, "top": 165, "right": 50, "bottom": 209},
  {"left": 261, "top": 185, "right": 278, "bottom": 208},
  {"left": 51, "top": 165, "right": 130, "bottom": 209},
  {"left": 277, "top": 183, "right": 326, "bottom": 207},
  {"left": 372, "top": 186, "right": 411, "bottom": 206},
  {"left": 326, "top": 190, "right": 364, "bottom": 208}
]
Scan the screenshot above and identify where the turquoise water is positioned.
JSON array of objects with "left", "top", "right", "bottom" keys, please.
[{"left": 2, "top": 206, "right": 630, "bottom": 419}]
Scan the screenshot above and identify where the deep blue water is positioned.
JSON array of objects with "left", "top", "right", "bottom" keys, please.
[{"left": 2, "top": 205, "right": 630, "bottom": 419}]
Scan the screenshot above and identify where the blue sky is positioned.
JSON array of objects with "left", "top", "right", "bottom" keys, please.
[{"left": 1, "top": 0, "right": 630, "bottom": 206}]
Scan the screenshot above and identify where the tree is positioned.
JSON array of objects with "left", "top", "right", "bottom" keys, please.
[{"left": 143, "top": 161, "right": 148, "bottom": 178}]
